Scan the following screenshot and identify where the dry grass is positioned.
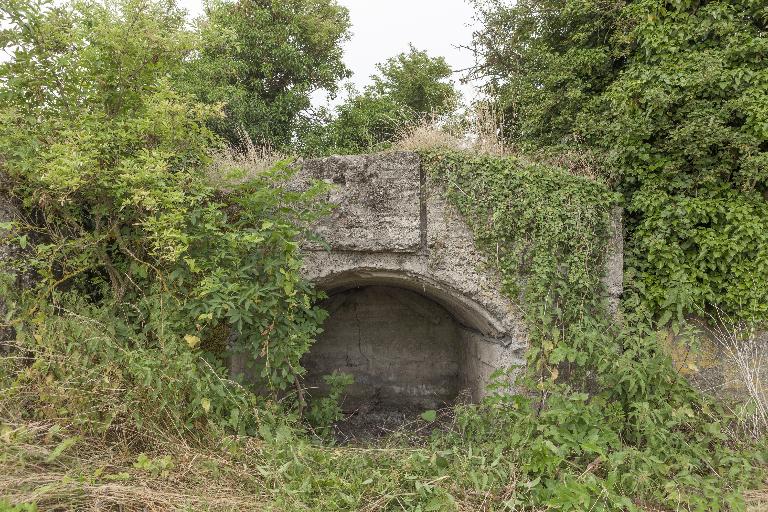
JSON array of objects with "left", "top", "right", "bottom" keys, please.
[
  {"left": 393, "top": 102, "right": 510, "bottom": 156},
  {"left": 0, "top": 342, "right": 273, "bottom": 511},
  {"left": 703, "top": 310, "right": 768, "bottom": 440},
  {"left": 0, "top": 420, "right": 272, "bottom": 511},
  {"left": 391, "top": 103, "right": 607, "bottom": 185},
  {"left": 392, "top": 119, "right": 466, "bottom": 152},
  {"left": 535, "top": 147, "right": 603, "bottom": 181},
  {"left": 746, "top": 489, "right": 768, "bottom": 512},
  {"left": 468, "top": 101, "right": 509, "bottom": 156},
  {"left": 207, "top": 128, "right": 290, "bottom": 189},
  {"left": 3, "top": 409, "right": 766, "bottom": 511}
]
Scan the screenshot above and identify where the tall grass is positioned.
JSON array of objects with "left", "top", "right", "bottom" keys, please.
[
  {"left": 393, "top": 102, "right": 509, "bottom": 156},
  {"left": 704, "top": 310, "right": 768, "bottom": 440},
  {"left": 207, "top": 128, "right": 290, "bottom": 188}
]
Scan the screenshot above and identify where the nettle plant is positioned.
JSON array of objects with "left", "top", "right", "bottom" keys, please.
[
  {"left": 0, "top": 0, "right": 330, "bottom": 435},
  {"left": 422, "top": 150, "right": 763, "bottom": 510}
]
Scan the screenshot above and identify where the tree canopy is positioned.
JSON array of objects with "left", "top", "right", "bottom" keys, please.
[
  {"left": 300, "top": 46, "right": 459, "bottom": 155},
  {"left": 371, "top": 45, "right": 459, "bottom": 117},
  {"left": 178, "top": 0, "right": 351, "bottom": 148},
  {"left": 473, "top": 0, "right": 768, "bottom": 323}
]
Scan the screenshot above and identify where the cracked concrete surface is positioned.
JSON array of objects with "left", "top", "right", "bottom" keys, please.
[{"left": 260, "top": 151, "right": 622, "bottom": 408}]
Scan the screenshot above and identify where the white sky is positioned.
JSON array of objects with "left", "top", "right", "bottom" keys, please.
[{"left": 178, "top": 0, "right": 481, "bottom": 107}]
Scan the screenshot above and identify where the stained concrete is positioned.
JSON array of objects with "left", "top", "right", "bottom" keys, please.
[
  {"left": 245, "top": 151, "right": 626, "bottom": 408},
  {"left": 289, "top": 152, "right": 534, "bottom": 405},
  {"left": 277, "top": 151, "right": 628, "bottom": 408},
  {"left": 303, "top": 286, "right": 462, "bottom": 411},
  {"left": 294, "top": 153, "right": 422, "bottom": 253},
  {"left": 666, "top": 318, "right": 768, "bottom": 404}
]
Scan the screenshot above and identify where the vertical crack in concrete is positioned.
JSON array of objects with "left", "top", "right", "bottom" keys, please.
[{"left": 419, "top": 161, "right": 428, "bottom": 255}]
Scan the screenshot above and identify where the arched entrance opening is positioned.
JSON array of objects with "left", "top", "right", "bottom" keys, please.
[
  {"left": 304, "top": 285, "right": 462, "bottom": 411},
  {"left": 302, "top": 269, "right": 513, "bottom": 414}
]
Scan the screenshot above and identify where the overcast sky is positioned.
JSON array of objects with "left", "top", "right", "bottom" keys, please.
[{"left": 178, "top": 0, "right": 481, "bottom": 107}]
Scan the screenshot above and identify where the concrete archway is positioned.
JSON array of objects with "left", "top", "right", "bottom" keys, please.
[
  {"left": 304, "top": 284, "right": 463, "bottom": 411},
  {"left": 288, "top": 152, "right": 535, "bottom": 408},
  {"left": 303, "top": 268, "right": 522, "bottom": 408},
  {"left": 314, "top": 268, "right": 508, "bottom": 336},
  {"left": 226, "top": 151, "right": 620, "bottom": 410}
]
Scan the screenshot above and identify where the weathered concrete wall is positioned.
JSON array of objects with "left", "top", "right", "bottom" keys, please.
[
  {"left": 273, "top": 151, "right": 625, "bottom": 410},
  {"left": 666, "top": 318, "right": 768, "bottom": 404},
  {"left": 305, "top": 286, "right": 462, "bottom": 411},
  {"left": 295, "top": 152, "right": 526, "bottom": 337},
  {"left": 287, "top": 152, "right": 532, "bottom": 407}
]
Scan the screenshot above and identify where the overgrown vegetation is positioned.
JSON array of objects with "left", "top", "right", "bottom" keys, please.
[
  {"left": 0, "top": 0, "right": 330, "bottom": 439},
  {"left": 421, "top": 150, "right": 764, "bottom": 510},
  {"left": 471, "top": 0, "right": 768, "bottom": 325},
  {"left": 299, "top": 46, "right": 460, "bottom": 156},
  {"left": 4, "top": 145, "right": 764, "bottom": 510},
  {"left": 1, "top": 0, "right": 767, "bottom": 510}
]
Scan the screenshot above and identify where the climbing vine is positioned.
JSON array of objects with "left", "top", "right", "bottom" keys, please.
[
  {"left": 422, "top": 150, "right": 764, "bottom": 510},
  {"left": 470, "top": 0, "right": 768, "bottom": 325},
  {"left": 423, "top": 150, "right": 618, "bottom": 387}
]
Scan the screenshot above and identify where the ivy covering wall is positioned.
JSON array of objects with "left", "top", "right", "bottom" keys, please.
[
  {"left": 471, "top": 0, "right": 768, "bottom": 325},
  {"left": 421, "top": 150, "right": 763, "bottom": 510}
]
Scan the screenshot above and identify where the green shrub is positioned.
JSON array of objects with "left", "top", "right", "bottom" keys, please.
[
  {"left": 422, "top": 150, "right": 765, "bottom": 510},
  {"left": 472, "top": 0, "right": 768, "bottom": 324},
  {"left": 0, "top": 502, "right": 36, "bottom": 512},
  {"left": 0, "top": 0, "right": 330, "bottom": 435},
  {"left": 306, "top": 371, "right": 354, "bottom": 439},
  {"left": 1, "top": 293, "right": 267, "bottom": 438}
]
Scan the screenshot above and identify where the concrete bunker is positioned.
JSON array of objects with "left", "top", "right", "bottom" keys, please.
[
  {"left": 302, "top": 269, "right": 517, "bottom": 411},
  {"left": 225, "top": 151, "right": 620, "bottom": 412}
]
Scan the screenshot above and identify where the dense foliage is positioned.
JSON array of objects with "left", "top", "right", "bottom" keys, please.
[
  {"left": 0, "top": 0, "right": 329, "bottom": 436},
  {"left": 472, "top": 0, "right": 768, "bottom": 324},
  {"left": 1, "top": 0, "right": 766, "bottom": 510},
  {"left": 422, "top": 150, "right": 763, "bottom": 510},
  {"left": 370, "top": 46, "right": 459, "bottom": 117},
  {"left": 178, "top": 0, "right": 351, "bottom": 149},
  {"left": 299, "top": 47, "right": 459, "bottom": 155},
  {"left": 6, "top": 143, "right": 761, "bottom": 510}
]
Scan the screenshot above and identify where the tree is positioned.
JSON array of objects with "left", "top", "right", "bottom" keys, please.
[
  {"left": 472, "top": 0, "right": 768, "bottom": 323},
  {"left": 0, "top": 0, "right": 329, "bottom": 431},
  {"left": 300, "top": 47, "right": 460, "bottom": 155},
  {"left": 372, "top": 45, "right": 459, "bottom": 117},
  {"left": 178, "top": 0, "right": 351, "bottom": 149},
  {"left": 470, "top": 0, "right": 626, "bottom": 149}
]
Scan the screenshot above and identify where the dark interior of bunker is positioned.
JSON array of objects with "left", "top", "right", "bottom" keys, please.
[{"left": 302, "top": 285, "right": 464, "bottom": 414}]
